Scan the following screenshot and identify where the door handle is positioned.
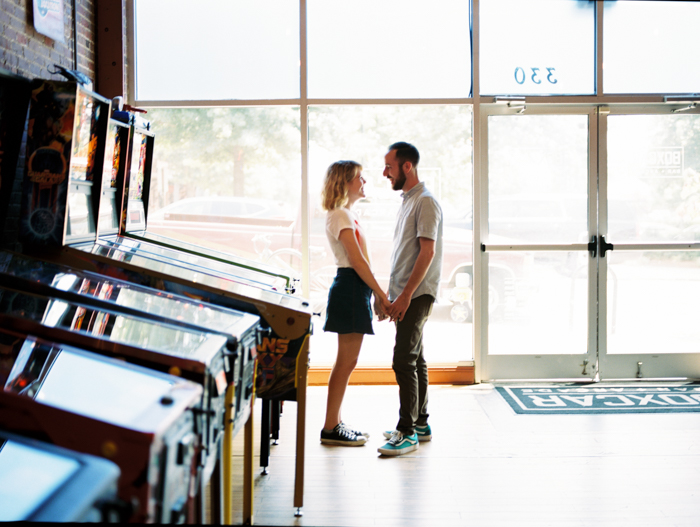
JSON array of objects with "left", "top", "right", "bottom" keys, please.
[
  {"left": 600, "top": 235, "right": 614, "bottom": 258},
  {"left": 588, "top": 235, "right": 614, "bottom": 258},
  {"left": 588, "top": 235, "right": 597, "bottom": 258}
]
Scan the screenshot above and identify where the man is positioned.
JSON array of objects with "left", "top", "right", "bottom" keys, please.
[{"left": 377, "top": 142, "right": 443, "bottom": 457}]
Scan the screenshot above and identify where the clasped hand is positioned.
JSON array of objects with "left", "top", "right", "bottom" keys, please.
[
  {"left": 374, "top": 293, "right": 392, "bottom": 322},
  {"left": 374, "top": 292, "right": 410, "bottom": 323}
]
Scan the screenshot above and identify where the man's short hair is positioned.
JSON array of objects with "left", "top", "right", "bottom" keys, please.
[{"left": 389, "top": 142, "right": 420, "bottom": 168}]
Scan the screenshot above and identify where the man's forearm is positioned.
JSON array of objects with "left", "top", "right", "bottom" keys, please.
[
  {"left": 399, "top": 245, "right": 435, "bottom": 300},
  {"left": 401, "top": 238, "right": 435, "bottom": 299},
  {"left": 388, "top": 238, "right": 436, "bottom": 321}
]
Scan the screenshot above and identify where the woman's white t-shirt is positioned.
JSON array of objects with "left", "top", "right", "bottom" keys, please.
[{"left": 326, "top": 207, "right": 369, "bottom": 268}]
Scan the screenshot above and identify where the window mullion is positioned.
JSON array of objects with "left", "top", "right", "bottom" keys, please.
[
  {"left": 300, "top": 0, "right": 310, "bottom": 299},
  {"left": 596, "top": 0, "right": 604, "bottom": 97},
  {"left": 472, "top": 0, "right": 487, "bottom": 382}
]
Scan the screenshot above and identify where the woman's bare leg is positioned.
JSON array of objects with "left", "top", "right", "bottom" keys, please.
[{"left": 323, "top": 332, "right": 364, "bottom": 430}]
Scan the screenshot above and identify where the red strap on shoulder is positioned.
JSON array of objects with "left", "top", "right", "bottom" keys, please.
[{"left": 354, "top": 220, "right": 362, "bottom": 246}]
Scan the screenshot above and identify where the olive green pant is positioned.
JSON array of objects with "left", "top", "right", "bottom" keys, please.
[{"left": 392, "top": 294, "right": 434, "bottom": 437}]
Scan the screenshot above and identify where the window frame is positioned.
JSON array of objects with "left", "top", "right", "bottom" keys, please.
[{"left": 126, "top": 0, "right": 700, "bottom": 382}]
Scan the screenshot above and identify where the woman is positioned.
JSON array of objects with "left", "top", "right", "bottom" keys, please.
[{"left": 320, "top": 160, "right": 391, "bottom": 446}]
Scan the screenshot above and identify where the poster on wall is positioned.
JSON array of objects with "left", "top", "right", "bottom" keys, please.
[{"left": 33, "top": 0, "right": 65, "bottom": 43}]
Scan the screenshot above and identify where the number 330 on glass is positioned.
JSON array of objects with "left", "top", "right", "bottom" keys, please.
[{"left": 514, "top": 67, "right": 557, "bottom": 85}]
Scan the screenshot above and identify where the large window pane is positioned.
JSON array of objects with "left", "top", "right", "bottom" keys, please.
[
  {"left": 144, "top": 107, "right": 302, "bottom": 267},
  {"left": 607, "top": 114, "right": 700, "bottom": 243},
  {"left": 480, "top": 0, "right": 595, "bottom": 96},
  {"left": 488, "top": 115, "right": 590, "bottom": 243},
  {"left": 307, "top": 0, "right": 471, "bottom": 99},
  {"left": 608, "top": 251, "right": 700, "bottom": 354},
  {"left": 308, "top": 106, "right": 473, "bottom": 366},
  {"left": 604, "top": 1, "right": 700, "bottom": 94},
  {"left": 134, "top": 0, "right": 299, "bottom": 100},
  {"left": 489, "top": 251, "right": 588, "bottom": 355}
]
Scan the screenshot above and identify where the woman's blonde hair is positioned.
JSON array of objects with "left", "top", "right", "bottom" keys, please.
[{"left": 321, "top": 160, "right": 362, "bottom": 211}]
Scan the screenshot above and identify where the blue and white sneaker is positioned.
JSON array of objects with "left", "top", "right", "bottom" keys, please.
[
  {"left": 383, "top": 424, "right": 432, "bottom": 442},
  {"left": 377, "top": 431, "right": 419, "bottom": 456}
]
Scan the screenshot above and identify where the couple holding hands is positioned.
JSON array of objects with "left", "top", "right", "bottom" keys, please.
[{"left": 320, "top": 142, "right": 443, "bottom": 457}]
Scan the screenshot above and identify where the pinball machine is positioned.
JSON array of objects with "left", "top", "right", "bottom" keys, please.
[
  {"left": 16, "top": 94, "right": 314, "bottom": 520},
  {"left": 0, "top": 330, "right": 203, "bottom": 523},
  {"left": 0, "top": 265, "right": 259, "bottom": 524}
]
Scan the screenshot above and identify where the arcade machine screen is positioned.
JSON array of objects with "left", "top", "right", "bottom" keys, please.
[
  {"left": 0, "top": 433, "right": 120, "bottom": 523},
  {"left": 124, "top": 128, "right": 150, "bottom": 232},
  {"left": 0, "top": 249, "right": 257, "bottom": 347},
  {"left": 94, "top": 234, "right": 291, "bottom": 292},
  {"left": 0, "top": 441, "right": 80, "bottom": 521},
  {"left": 0, "top": 282, "right": 227, "bottom": 367},
  {"left": 97, "top": 119, "right": 128, "bottom": 234},
  {"left": 5, "top": 340, "right": 177, "bottom": 427},
  {"left": 65, "top": 87, "right": 103, "bottom": 238}
]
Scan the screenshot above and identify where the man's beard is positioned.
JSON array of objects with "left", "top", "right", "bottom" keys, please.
[{"left": 392, "top": 165, "right": 407, "bottom": 190}]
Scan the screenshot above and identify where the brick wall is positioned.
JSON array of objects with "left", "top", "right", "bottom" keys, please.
[
  {"left": 0, "top": 1, "right": 129, "bottom": 248},
  {"left": 1, "top": 1, "right": 98, "bottom": 248},
  {"left": 1, "top": 0, "right": 96, "bottom": 82}
]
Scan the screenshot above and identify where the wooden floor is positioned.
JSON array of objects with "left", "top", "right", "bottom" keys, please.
[{"left": 231, "top": 384, "right": 700, "bottom": 527}]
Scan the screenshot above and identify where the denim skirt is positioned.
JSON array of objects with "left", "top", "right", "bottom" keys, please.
[{"left": 323, "top": 267, "right": 374, "bottom": 335}]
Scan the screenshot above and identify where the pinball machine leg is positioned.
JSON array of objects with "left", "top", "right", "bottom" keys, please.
[
  {"left": 223, "top": 384, "right": 235, "bottom": 525},
  {"left": 201, "top": 454, "right": 221, "bottom": 525},
  {"left": 243, "top": 396, "right": 255, "bottom": 526},
  {"left": 271, "top": 399, "right": 280, "bottom": 445},
  {"left": 293, "top": 335, "right": 310, "bottom": 516},
  {"left": 260, "top": 398, "right": 270, "bottom": 475},
  {"left": 210, "top": 447, "right": 223, "bottom": 524}
]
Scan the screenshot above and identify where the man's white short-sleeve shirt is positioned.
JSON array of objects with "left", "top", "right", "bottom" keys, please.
[{"left": 388, "top": 182, "right": 443, "bottom": 302}]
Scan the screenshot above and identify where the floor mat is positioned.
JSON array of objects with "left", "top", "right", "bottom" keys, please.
[{"left": 496, "top": 383, "right": 700, "bottom": 414}]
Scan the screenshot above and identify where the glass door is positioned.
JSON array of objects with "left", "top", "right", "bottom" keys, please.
[
  {"left": 599, "top": 107, "right": 700, "bottom": 380},
  {"left": 480, "top": 104, "right": 700, "bottom": 381},
  {"left": 480, "top": 105, "right": 597, "bottom": 380}
]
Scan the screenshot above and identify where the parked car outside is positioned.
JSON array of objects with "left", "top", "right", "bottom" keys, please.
[
  {"left": 146, "top": 194, "right": 528, "bottom": 322},
  {"left": 148, "top": 196, "right": 294, "bottom": 223}
]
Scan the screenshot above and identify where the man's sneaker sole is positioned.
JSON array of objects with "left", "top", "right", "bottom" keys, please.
[{"left": 382, "top": 428, "right": 432, "bottom": 442}]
